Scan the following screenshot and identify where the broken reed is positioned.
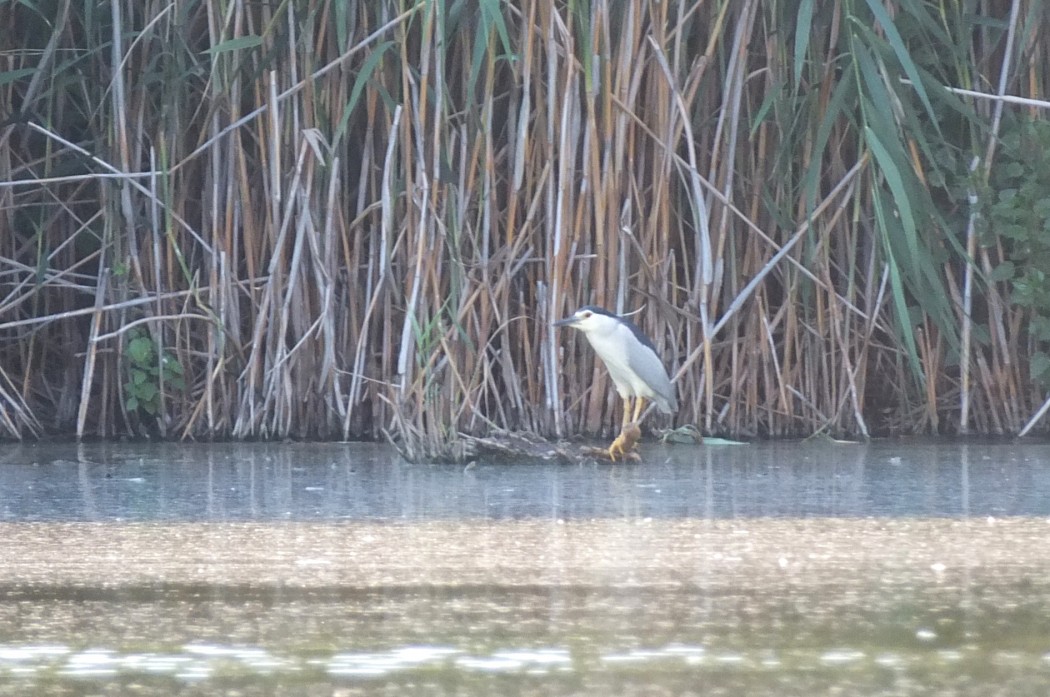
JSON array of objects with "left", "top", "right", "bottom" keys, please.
[{"left": 0, "top": 0, "right": 1047, "bottom": 452}]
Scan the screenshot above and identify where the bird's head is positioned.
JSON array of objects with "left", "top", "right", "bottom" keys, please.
[{"left": 552, "top": 306, "right": 619, "bottom": 335}]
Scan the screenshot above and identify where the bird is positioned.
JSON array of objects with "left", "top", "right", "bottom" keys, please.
[{"left": 553, "top": 305, "right": 677, "bottom": 460}]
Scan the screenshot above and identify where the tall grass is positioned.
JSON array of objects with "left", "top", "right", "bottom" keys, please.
[{"left": 0, "top": 0, "right": 1048, "bottom": 451}]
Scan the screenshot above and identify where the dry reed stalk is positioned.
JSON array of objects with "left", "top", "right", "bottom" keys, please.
[
  {"left": 2, "top": 0, "right": 1048, "bottom": 447},
  {"left": 76, "top": 269, "right": 108, "bottom": 438}
]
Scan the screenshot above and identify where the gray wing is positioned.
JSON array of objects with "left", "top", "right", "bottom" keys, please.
[{"left": 626, "top": 342, "right": 677, "bottom": 413}]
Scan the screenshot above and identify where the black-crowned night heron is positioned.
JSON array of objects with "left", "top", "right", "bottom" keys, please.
[{"left": 553, "top": 305, "right": 677, "bottom": 460}]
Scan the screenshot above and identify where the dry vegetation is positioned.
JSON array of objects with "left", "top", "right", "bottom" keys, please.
[{"left": 1, "top": 0, "right": 1049, "bottom": 457}]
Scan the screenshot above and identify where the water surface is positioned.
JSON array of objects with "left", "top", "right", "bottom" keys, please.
[
  {"left": 2, "top": 439, "right": 1048, "bottom": 520},
  {"left": 0, "top": 440, "right": 1048, "bottom": 696}
]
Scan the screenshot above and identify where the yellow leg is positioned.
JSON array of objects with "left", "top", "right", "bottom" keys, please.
[
  {"left": 622, "top": 397, "right": 634, "bottom": 430},
  {"left": 609, "top": 396, "right": 640, "bottom": 461},
  {"left": 632, "top": 397, "right": 648, "bottom": 424}
]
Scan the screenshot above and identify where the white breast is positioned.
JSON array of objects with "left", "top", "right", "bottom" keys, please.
[{"left": 585, "top": 326, "right": 658, "bottom": 400}]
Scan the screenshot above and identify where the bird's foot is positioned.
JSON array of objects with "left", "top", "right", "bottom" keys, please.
[{"left": 607, "top": 422, "right": 642, "bottom": 461}]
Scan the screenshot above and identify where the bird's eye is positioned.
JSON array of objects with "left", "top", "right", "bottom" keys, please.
[{"left": 582, "top": 311, "right": 592, "bottom": 318}]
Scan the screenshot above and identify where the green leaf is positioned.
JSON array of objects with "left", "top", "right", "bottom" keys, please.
[
  {"left": 1030, "top": 317, "right": 1050, "bottom": 343},
  {"left": 865, "top": 125, "right": 920, "bottom": 267},
  {"left": 335, "top": 41, "right": 395, "bottom": 145},
  {"left": 204, "top": 35, "right": 264, "bottom": 55},
  {"left": 750, "top": 80, "right": 784, "bottom": 137},
  {"left": 0, "top": 68, "right": 36, "bottom": 87},
  {"left": 163, "top": 357, "right": 185, "bottom": 375},
  {"left": 1034, "top": 198, "right": 1050, "bottom": 218},
  {"left": 872, "top": 190, "right": 924, "bottom": 385},
  {"left": 793, "top": 0, "right": 815, "bottom": 85},
  {"left": 479, "top": 0, "right": 512, "bottom": 58},
  {"left": 128, "top": 337, "right": 153, "bottom": 365},
  {"left": 333, "top": 0, "right": 350, "bottom": 52},
  {"left": 126, "top": 396, "right": 139, "bottom": 411},
  {"left": 802, "top": 75, "right": 854, "bottom": 213},
  {"left": 1031, "top": 352, "right": 1050, "bottom": 382},
  {"left": 862, "top": 0, "right": 939, "bottom": 131},
  {"left": 988, "top": 261, "right": 1015, "bottom": 282},
  {"left": 468, "top": 15, "right": 490, "bottom": 104}
]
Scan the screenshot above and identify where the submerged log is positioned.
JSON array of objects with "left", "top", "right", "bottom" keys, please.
[
  {"left": 390, "top": 430, "right": 642, "bottom": 464},
  {"left": 460, "top": 425, "right": 642, "bottom": 465},
  {"left": 387, "top": 419, "right": 654, "bottom": 464},
  {"left": 389, "top": 425, "right": 709, "bottom": 464}
]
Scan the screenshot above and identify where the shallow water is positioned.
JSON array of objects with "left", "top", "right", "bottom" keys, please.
[
  {"left": 0, "top": 440, "right": 1049, "bottom": 695},
  {"left": 2, "top": 439, "right": 1050, "bottom": 520}
]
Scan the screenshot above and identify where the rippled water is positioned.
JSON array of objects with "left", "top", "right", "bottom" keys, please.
[
  {"left": 3, "top": 572, "right": 1050, "bottom": 696},
  {"left": 0, "top": 440, "right": 1048, "bottom": 696}
]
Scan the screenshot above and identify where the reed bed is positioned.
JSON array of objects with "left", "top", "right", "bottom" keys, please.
[{"left": 1, "top": 0, "right": 1048, "bottom": 454}]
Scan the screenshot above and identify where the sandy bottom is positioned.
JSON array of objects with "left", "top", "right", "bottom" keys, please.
[{"left": 2, "top": 516, "right": 1048, "bottom": 589}]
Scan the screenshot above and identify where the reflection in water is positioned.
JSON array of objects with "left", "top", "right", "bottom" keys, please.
[{"left": 2, "top": 440, "right": 1050, "bottom": 520}]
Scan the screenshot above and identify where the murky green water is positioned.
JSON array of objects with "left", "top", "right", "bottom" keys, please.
[
  {"left": 6, "top": 583, "right": 1050, "bottom": 696},
  {"left": 1, "top": 442, "right": 1049, "bottom": 695},
  {"left": 1, "top": 517, "right": 1049, "bottom": 695}
]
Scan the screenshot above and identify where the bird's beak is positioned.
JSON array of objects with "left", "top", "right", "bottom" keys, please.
[{"left": 552, "top": 316, "right": 577, "bottom": 327}]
